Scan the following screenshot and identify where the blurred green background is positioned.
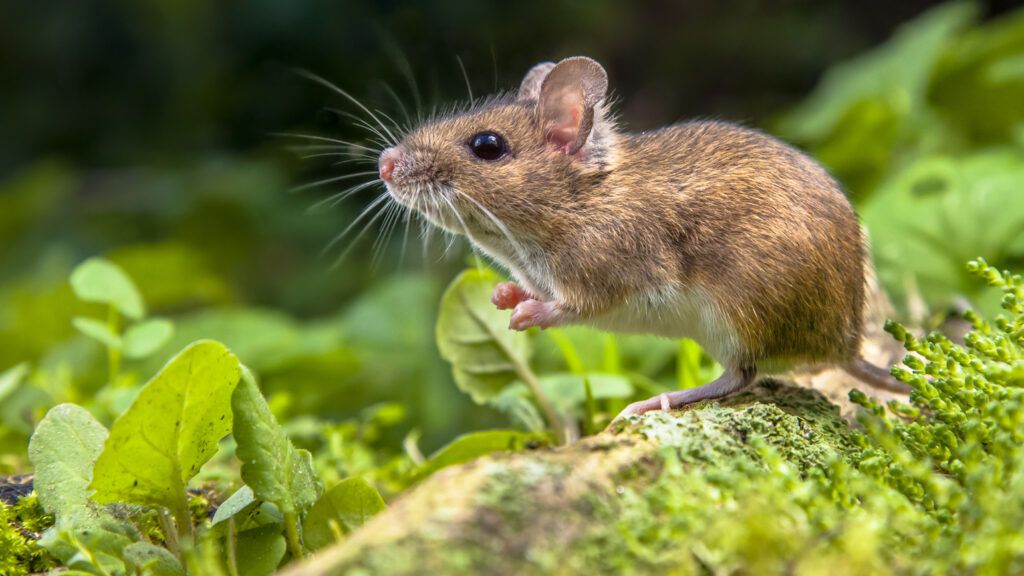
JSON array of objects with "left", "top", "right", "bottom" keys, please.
[{"left": 2, "top": 0, "right": 1023, "bottom": 473}]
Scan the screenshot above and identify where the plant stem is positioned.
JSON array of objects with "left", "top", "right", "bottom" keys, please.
[
  {"left": 226, "top": 517, "right": 240, "bottom": 576},
  {"left": 514, "top": 358, "right": 574, "bottom": 444},
  {"left": 106, "top": 305, "right": 121, "bottom": 385},
  {"left": 159, "top": 509, "right": 181, "bottom": 558},
  {"left": 284, "top": 511, "right": 305, "bottom": 559},
  {"left": 172, "top": 492, "right": 194, "bottom": 546}
]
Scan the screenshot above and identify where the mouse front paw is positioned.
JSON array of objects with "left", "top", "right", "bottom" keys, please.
[
  {"left": 509, "top": 299, "right": 562, "bottom": 331},
  {"left": 492, "top": 282, "right": 531, "bottom": 310}
]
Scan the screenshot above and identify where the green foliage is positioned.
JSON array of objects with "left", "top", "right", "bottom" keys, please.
[
  {"left": 70, "top": 258, "right": 146, "bottom": 321},
  {"left": 436, "top": 268, "right": 533, "bottom": 403},
  {"left": 777, "top": 2, "right": 1024, "bottom": 311},
  {"left": 0, "top": 494, "right": 57, "bottom": 575},
  {"left": 302, "top": 477, "right": 386, "bottom": 551},
  {"left": 410, "top": 430, "right": 549, "bottom": 483},
  {"left": 232, "top": 368, "right": 321, "bottom": 558},
  {"left": 91, "top": 341, "right": 241, "bottom": 534},
  {"left": 847, "top": 257, "right": 1024, "bottom": 573}
]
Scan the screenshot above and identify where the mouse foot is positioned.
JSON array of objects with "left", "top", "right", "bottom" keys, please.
[
  {"left": 492, "top": 282, "right": 531, "bottom": 310},
  {"left": 611, "top": 367, "right": 755, "bottom": 422},
  {"left": 509, "top": 299, "right": 563, "bottom": 331}
]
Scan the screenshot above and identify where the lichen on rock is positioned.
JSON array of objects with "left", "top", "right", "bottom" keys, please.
[{"left": 287, "top": 381, "right": 914, "bottom": 576}]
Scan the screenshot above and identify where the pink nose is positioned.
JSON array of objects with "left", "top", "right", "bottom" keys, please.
[{"left": 379, "top": 148, "right": 399, "bottom": 182}]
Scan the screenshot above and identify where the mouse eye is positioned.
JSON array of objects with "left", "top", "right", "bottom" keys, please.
[{"left": 467, "top": 131, "right": 509, "bottom": 161}]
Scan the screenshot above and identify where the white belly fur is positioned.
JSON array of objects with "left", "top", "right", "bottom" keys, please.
[{"left": 585, "top": 285, "right": 742, "bottom": 368}]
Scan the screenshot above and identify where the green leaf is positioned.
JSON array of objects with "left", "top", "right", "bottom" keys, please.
[
  {"left": 70, "top": 257, "right": 146, "bottom": 320},
  {"left": 28, "top": 403, "right": 108, "bottom": 519},
  {"left": 302, "top": 478, "right": 386, "bottom": 551},
  {"left": 72, "top": 316, "right": 123, "bottom": 349},
  {"left": 436, "top": 269, "right": 532, "bottom": 402},
  {"left": 232, "top": 368, "right": 321, "bottom": 516},
  {"left": 123, "top": 318, "right": 175, "bottom": 359},
  {"left": 0, "top": 362, "right": 29, "bottom": 405},
  {"left": 211, "top": 485, "right": 256, "bottom": 526},
  {"left": 412, "top": 430, "right": 548, "bottom": 481},
  {"left": 90, "top": 341, "right": 241, "bottom": 512},
  {"left": 235, "top": 524, "right": 287, "bottom": 576},
  {"left": 123, "top": 542, "right": 185, "bottom": 576}
]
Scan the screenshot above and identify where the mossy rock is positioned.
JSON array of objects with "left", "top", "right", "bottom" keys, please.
[{"left": 287, "top": 380, "right": 924, "bottom": 575}]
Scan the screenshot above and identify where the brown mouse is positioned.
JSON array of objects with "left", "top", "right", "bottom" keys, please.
[{"left": 375, "top": 56, "right": 903, "bottom": 419}]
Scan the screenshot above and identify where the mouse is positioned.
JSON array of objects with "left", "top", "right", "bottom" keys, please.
[{"left": 375, "top": 55, "right": 904, "bottom": 420}]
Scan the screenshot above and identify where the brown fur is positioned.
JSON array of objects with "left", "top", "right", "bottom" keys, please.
[{"left": 384, "top": 60, "right": 867, "bottom": 375}]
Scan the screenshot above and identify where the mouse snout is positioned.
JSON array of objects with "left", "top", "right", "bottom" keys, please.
[{"left": 379, "top": 147, "right": 401, "bottom": 183}]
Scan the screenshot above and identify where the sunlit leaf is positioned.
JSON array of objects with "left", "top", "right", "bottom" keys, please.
[
  {"left": 72, "top": 317, "right": 122, "bottom": 349},
  {"left": 211, "top": 485, "right": 256, "bottom": 526},
  {"left": 232, "top": 368, "right": 321, "bottom": 516},
  {"left": 123, "top": 318, "right": 175, "bottom": 359},
  {"left": 70, "top": 257, "right": 145, "bottom": 320},
  {"left": 436, "top": 269, "right": 532, "bottom": 402},
  {"left": 28, "top": 404, "right": 108, "bottom": 518},
  {"left": 90, "top": 341, "right": 241, "bottom": 510}
]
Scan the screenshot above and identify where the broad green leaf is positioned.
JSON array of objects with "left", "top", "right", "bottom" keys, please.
[
  {"left": 302, "top": 478, "right": 386, "bottom": 551},
  {"left": 436, "top": 269, "right": 532, "bottom": 402},
  {"left": 29, "top": 405, "right": 137, "bottom": 574},
  {"left": 28, "top": 403, "right": 108, "bottom": 518},
  {"left": 72, "top": 317, "right": 122, "bottom": 349},
  {"left": 778, "top": 1, "right": 976, "bottom": 142},
  {"left": 70, "top": 257, "right": 145, "bottom": 320},
  {"left": 211, "top": 485, "right": 256, "bottom": 526},
  {"left": 412, "top": 430, "right": 548, "bottom": 481},
  {"left": 123, "top": 318, "right": 175, "bottom": 359},
  {"left": 235, "top": 524, "right": 287, "bottom": 576},
  {"left": 232, "top": 368, "right": 321, "bottom": 515},
  {"left": 123, "top": 542, "right": 185, "bottom": 576},
  {"left": 0, "top": 362, "right": 29, "bottom": 404},
  {"left": 90, "top": 340, "right": 241, "bottom": 510}
]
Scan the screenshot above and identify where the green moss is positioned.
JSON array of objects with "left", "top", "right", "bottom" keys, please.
[{"left": 0, "top": 494, "right": 58, "bottom": 575}]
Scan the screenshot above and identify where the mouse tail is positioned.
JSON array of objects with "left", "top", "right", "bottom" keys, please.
[{"left": 844, "top": 356, "right": 910, "bottom": 394}]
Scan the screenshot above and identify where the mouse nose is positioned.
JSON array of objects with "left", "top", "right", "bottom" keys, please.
[{"left": 379, "top": 147, "right": 400, "bottom": 183}]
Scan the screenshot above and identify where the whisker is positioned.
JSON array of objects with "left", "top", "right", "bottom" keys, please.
[
  {"left": 296, "top": 150, "right": 376, "bottom": 158},
  {"left": 456, "top": 55, "right": 475, "bottom": 107},
  {"left": 376, "top": 80, "right": 411, "bottom": 127},
  {"left": 308, "top": 179, "right": 383, "bottom": 213},
  {"left": 329, "top": 194, "right": 396, "bottom": 269},
  {"left": 295, "top": 69, "right": 399, "bottom": 145},
  {"left": 328, "top": 108, "right": 394, "bottom": 149},
  {"left": 275, "top": 133, "right": 380, "bottom": 154},
  {"left": 290, "top": 171, "right": 378, "bottom": 193},
  {"left": 323, "top": 190, "right": 391, "bottom": 255},
  {"left": 451, "top": 189, "right": 525, "bottom": 256}
]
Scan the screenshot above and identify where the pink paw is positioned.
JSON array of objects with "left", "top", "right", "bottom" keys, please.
[
  {"left": 509, "top": 299, "right": 561, "bottom": 331},
  {"left": 492, "top": 282, "right": 530, "bottom": 310}
]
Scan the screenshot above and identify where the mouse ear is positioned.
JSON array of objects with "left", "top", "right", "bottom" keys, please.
[
  {"left": 538, "top": 57, "right": 608, "bottom": 155},
  {"left": 517, "top": 62, "right": 555, "bottom": 101}
]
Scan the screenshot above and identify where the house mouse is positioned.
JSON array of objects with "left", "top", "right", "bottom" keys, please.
[{"left": 376, "top": 56, "right": 903, "bottom": 419}]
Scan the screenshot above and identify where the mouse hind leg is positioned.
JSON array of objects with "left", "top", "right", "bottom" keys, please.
[
  {"left": 614, "top": 366, "right": 756, "bottom": 421},
  {"left": 843, "top": 357, "right": 910, "bottom": 393}
]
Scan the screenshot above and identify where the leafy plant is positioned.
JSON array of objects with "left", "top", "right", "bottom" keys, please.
[{"left": 70, "top": 258, "right": 175, "bottom": 384}]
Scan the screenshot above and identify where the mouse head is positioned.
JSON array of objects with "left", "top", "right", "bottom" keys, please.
[{"left": 379, "top": 56, "right": 616, "bottom": 260}]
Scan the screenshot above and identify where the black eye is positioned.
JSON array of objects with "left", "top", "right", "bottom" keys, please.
[{"left": 468, "top": 131, "right": 509, "bottom": 161}]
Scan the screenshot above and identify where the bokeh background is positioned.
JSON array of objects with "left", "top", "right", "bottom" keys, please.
[{"left": 2, "top": 0, "right": 1023, "bottom": 474}]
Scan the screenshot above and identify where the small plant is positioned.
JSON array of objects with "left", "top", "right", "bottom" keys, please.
[
  {"left": 11, "top": 259, "right": 391, "bottom": 575},
  {"left": 70, "top": 258, "right": 175, "bottom": 385}
]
